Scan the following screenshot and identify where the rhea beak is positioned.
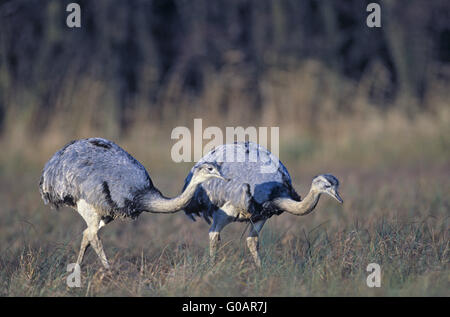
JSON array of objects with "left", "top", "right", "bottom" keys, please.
[
  {"left": 330, "top": 189, "right": 343, "bottom": 204},
  {"left": 212, "top": 171, "right": 228, "bottom": 182}
]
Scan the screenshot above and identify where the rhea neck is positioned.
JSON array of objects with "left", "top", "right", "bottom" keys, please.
[
  {"left": 272, "top": 186, "right": 321, "bottom": 216},
  {"left": 139, "top": 178, "right": 202, "bottom": 213}
]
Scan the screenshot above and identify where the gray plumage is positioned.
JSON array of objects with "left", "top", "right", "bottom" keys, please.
[
  {"left": 40, "top": 138, "right": 154, "bottom": 219},
  {"left": 183, "top": 141, "right": 301, "bottom": 223},
  {"left": 39, "top": 137, "right": 225, "bottom": 268}
]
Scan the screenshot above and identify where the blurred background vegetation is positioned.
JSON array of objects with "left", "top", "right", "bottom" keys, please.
[
  {"left": 0, "top": 0, "right": 448, "bottom": 296},
  {"left": 0, "top": 0, "right": 449, "bottom": 140}
]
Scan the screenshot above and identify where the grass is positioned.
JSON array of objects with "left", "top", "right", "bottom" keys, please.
[{"left": 0, "top": 106, "right": 449, "bottom": 297}]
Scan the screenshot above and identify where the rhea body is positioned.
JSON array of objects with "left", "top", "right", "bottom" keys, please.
[
  {"left": 39, "top": 138, "right": 225, "bottom": 269},
  {"left": 183, "top": 142, "right": 343, "bottom": 266}
]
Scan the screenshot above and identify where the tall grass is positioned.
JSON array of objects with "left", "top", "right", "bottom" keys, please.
[
  {"left": 0, "top": 0, "right": 449, "bottom": 297},
  {"left": 0, "top": 102, "right": 448, "bottom": 296}
]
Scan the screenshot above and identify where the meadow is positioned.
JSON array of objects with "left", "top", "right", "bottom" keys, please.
[
  {"left": 0, "top": 0, "right": 448, "bottom": 296},
  {"left": 0, "top": 106, "right": 448, "bottom": 296}
]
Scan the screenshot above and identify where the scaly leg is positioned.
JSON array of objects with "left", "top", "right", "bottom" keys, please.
[
  {"left": 246, "top": 219, "right": 266, "bottom": 267},
  {"left": 76, "top": 229, "right": 90, "bottom": 265},
  {"left": 88, "top": 229, "right": 110, "bottom": 269},
  {"left": 209, "top": 231, "right": 220, "bottom": 258},
  {"left": 208, "top": 209, "right": 232, "bottom": 261},
  {"left": 77, "top": 200, "right": 110, "bottom": 269}
]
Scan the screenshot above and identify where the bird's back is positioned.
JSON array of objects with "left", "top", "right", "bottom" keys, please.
[
  {"left": 183, "top": 142, "right": 300, "bottom": 220},
  {"left": 39, "top": 138, "right": 154, "bottom": 217}
]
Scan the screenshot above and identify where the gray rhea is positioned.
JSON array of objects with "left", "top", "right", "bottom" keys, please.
[
  {"left": 183, "top": 142, "right": 343, "bottom": 267},
  {"left": 39, "top": 137, "right": 225, "bottom": 269}
]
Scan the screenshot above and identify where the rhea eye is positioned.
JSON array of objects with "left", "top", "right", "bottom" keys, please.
[
  {"left": 208, "top": 167, "right": 213, "bottom": 171},
  {"left": 324, "top": 184, "right": 331, "bottom": 188}
]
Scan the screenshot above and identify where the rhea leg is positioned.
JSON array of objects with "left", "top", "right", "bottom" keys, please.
[
  {"left": 77, "top": 200, "right": 110, "bottom": 269},
  {"left": 246, "top": 219, "right": 266, "bottom": 267},
  {"left": 209, "top": 210, "right": 232, "bottom": 260},
  {"left": 88, "top": 227, "right": 110, "bottom": 269},
  {"left": 76, "top": 229, "right": 90, "bottom": 265}
]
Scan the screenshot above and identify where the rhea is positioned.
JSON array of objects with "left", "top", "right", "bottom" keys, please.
[
  {"left": 39, "top": 138, "right": 225, "bottom": 269},
  {"left": 183, "top": 142, "right": 343, "bottom": 267}
]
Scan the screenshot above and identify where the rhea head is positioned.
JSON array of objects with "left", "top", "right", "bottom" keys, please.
[
  {"left": 191, "top": 162, "right": 227, "bottom": 184},
  {"left": 312, "top": 174, "right": 343, "bottom": 203}
]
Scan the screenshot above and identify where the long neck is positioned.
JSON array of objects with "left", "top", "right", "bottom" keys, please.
[
  {"left": 140, "top": 179, "right": 200, "bottom": 213},
  {"left": 272, "top": 186, "right": 321, "bottom": 216}
]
